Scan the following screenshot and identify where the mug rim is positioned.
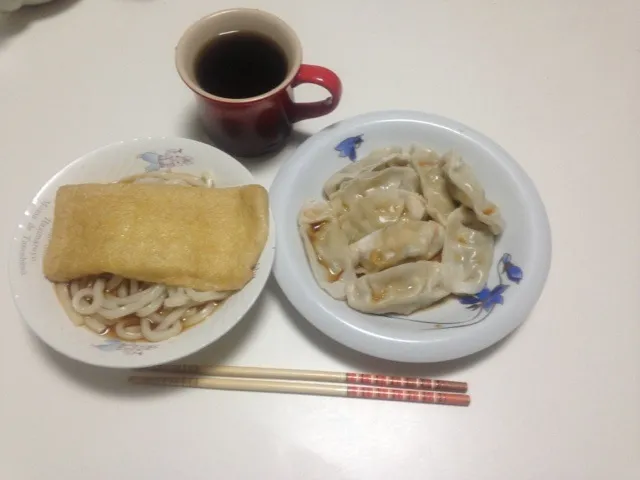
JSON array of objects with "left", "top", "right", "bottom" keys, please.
[{"left": 175, "top": 8, "right": 303, "bottom": 105}]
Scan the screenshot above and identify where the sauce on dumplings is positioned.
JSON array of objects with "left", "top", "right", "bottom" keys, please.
[
  {"left": 307, "top": 221, "right": 346, "bottom": 282},
  {"left": 371, "top": 288, "right": 386, "bottom": 303},
  {"left": 301, "top": 145, "right": 505, "bottom": 317},
  {"left": 309, "top": 221, "right": 326, "bottom": 233},
  {"left": 482, "top": 205, "right": 496, "bottom": 215}
]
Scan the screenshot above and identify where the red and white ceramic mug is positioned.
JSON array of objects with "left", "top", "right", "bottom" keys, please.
[{"left": 176, "top": 9, "right": 342, "bottom": 157}]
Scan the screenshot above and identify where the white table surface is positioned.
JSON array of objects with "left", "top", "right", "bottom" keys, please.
[{"left": 1, "top": 1, "right": 639, "bottom": 478}]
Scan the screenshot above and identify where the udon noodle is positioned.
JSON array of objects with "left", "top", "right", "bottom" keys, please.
[{"left": 54, "top": 171, "right": 231, "bottom": 342}]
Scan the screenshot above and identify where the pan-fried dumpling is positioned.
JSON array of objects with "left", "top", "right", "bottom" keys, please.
[
  {"left": 323, "top": 147, "right": 409, "bottom": 197},
  {"left": 409, "top": 146, "right": 456, "bottom": 225},
  {"left": 329, "top": 166, "right": 420, "bottom": 212},
  {"left": 337, "top": 188, "right": 428, "bottom": 243},
  {"left": 350, "top": 220, "right": 444, "bottom": 273},
  {"left": 442, "top": 151, "right": 504, "bottom": 235},
  {"left": 298, "top": 200, "right": 356, "bottom": 300},
  {"left": 346, "top": 261, "right": 449, "bottom": 315},
  {"left": 442, "top": 207, "right": 494, "bottom": 295}
]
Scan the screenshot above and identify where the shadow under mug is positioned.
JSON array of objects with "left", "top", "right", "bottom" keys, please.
[{"left": 176, "top": 9, "right": 342, "bottom": 157}]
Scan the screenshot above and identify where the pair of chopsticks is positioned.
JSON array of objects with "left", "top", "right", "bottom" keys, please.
[{"left": 130, "top": 365, "right": 470, "bottom": 407}]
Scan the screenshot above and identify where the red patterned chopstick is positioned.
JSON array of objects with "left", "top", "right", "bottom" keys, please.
[
  {"left": 144, "top": 364, "right": 468, "bottom": 394},
  {"left": 345, "top": 372, "right": 467, "bottom": 393},
  {"left": 130, "top": 375, "right": 471, "bottom": 407},
  {"left": 346, "top": 385, "right": 470, "bottom": 406}
]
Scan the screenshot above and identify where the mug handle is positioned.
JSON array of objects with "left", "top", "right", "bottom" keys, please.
[{"left": 290, "top": 64, "right": 342, "bottom": 122}]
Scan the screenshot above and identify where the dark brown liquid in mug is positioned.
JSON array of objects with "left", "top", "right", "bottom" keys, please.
[{"left": 195, "top": 31, "right": 288, "bottom": 99}]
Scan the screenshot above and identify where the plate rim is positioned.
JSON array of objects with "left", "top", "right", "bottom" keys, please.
[
  {"left": 271, "top": 110, "right": 552, "bottom": 362},
  {"left": 8, "top": 136, "right": 276, "bottom": 369}
]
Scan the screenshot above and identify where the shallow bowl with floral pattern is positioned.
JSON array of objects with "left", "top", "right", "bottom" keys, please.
[
  {"left": 8, "top": 137, "right": 275, "bottom": 368},
  {"left": 271, "top": 111, "right": 551, "bottom": 363}
]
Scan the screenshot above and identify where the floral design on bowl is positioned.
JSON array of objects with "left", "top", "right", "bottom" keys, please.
[
  {"left": 92, "top": 339, "right": 159, "bottom": 356},
  {"left": 388, "top": 254, "right": 524, "bottom": 330},
  {"left": 334, "top": 135, "right": 364, "bottom": 161},
  {"left": 456, "top": 253, "right": 523, "bottom": 324},
  {"left": 138, "top": 148, "right": 194, "bottom": 172}
]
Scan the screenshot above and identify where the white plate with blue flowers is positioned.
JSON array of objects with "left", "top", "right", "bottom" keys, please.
[
  {"left": 271, "top": 111, "right": 551, "bottom": 363},
  {"left": 8, "top": 137, "right": 275, "bottom": 368}
]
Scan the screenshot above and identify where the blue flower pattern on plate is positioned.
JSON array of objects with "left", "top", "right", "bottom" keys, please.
[
  {"left": 501, "top": 253, "right": 523, "bottom": 283},
  {"left": 138, "top": 148, "right": 194, "bottom": 172},
  {"left": 334, "top": 134, "right": 364, "bottom": 161},
  {"left": 93, "top": 339, "right": 158, "bottom": 356},
  {"left": 454, "top": 253, "right": 523, "bottom": 326},
  {"left": 459, "top": 284, "right": 509, "bottom": 311},
  {"left": 390, "top": 253, "right": 523, "bottom": 329}
]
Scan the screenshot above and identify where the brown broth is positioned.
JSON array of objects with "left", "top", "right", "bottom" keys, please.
[{"left": 56, "top": 283, "right": 225, "bottom": 342}]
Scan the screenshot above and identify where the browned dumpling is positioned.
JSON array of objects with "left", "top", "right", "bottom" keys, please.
[
  {"left": 441, "top": 207, "right": 495, "bottom": 295},
  {"left": 409, "top": 146, "right": 456, "bottom": 226},
  {"left": 349, "top": 220, "right": 444, "bottom": 274},
  {"left": 346, "top": 261, "right": 449, "bottom": 315},
  {"left": 442, "top": 151, "right": 504, "bottom": 235},
  {"left": 336, "top": 188, "right": 428, "bottom": 243},
  {"left": 298, "top": 200, "right": 355, "bottom": 300},
  {"left": 328, "top": 166, "right": 420, "bottom": 212},
  {"left": 322, "top": 147, "right": 407, "bottom": 197}
]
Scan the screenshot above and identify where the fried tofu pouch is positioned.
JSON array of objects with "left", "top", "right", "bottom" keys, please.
[{"left": 43, "top": 183, "right": 269, "bottom": 291}]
